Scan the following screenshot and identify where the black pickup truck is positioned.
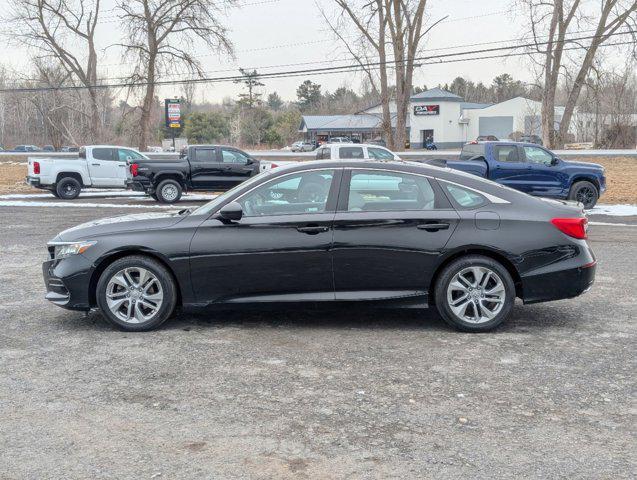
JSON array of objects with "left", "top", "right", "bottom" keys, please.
[{"left": 127, "top": 145, "right": 262, "bottom": 203}]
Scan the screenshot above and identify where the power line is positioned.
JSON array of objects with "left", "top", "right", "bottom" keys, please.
[{"left": 0, "top": 29, "right": 634, "bottom": 93}]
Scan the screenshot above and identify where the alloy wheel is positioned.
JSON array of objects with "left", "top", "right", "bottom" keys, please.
[
  {"left": 105, "top": 267, "right": 163, "bottom": 324},
  {"left": 446, "top": 266, "right": 506, "bottom": 324},
  {"left": 161, "top": 184, "right": 178, "bottom": 202},
  {"left": 576, "top": 186, "right": 596, "bottom": 207}
]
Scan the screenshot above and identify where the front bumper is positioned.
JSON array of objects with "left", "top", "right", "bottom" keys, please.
[
  {"left": 521, "top": 261, "right": 596, "bottom": 304},
  {"left": 43, "top": 255, "right": 94, "bottom": 311}
]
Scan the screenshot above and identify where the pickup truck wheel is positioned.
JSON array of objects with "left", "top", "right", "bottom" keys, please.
[
  {"left": 56, "top": 177, "right": 81, "bottom": 200},
  {"left": 156, "top": 179, "right": 182, "bottom": 203},
  {"left": 568, "top": 181, "right": 598, "bottom": 209}
]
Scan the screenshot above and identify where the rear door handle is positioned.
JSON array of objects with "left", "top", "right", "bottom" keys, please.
[
  {"left": 297, "top": 225, "right": 329, "bottom": 234},
  {"left": 92, "top": 163, "right": 101, "bottom": 166},
  {"left": 417, "top": 222, "right": 450, "bottom": 232}
]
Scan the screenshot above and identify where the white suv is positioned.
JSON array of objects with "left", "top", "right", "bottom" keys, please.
[{"left": 315, "top": 143, "right": 400, "bottom": 161}]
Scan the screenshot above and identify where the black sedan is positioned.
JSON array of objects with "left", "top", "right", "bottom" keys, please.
[{"left": 43, "top": 160, "right": 596, "bottom": 332}]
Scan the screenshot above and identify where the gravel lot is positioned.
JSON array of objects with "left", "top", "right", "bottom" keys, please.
[{"left": 0, "top": 201, "right": 635, "bottom": 479}]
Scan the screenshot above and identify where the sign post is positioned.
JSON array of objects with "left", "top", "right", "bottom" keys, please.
[{"left": 164, "top": 98, "right": 182, "bottom": 150}]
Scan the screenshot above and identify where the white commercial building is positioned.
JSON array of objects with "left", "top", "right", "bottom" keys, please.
[{"left": 301, "top": 87, "right": 569, "bottom": 149}]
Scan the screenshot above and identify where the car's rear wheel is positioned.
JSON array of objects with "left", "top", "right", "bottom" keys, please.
[
  {"left": 434, "top": 255, "right": 515, "bottom": 332},
  {"left": 56, "top": 177, "right": 81, "bottom": 200},
  {"left": 156, "top": 179, "right": 182, "bottom": 203},
  {"left": 568, "top": 181, "right": 598, "bottom": 209},
  {"left": 96, "top": 255, "right": 177, "bottom": 331}
]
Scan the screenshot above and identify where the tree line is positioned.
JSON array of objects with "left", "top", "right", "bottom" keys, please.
[{"left": 0, "top": 0, "right": 635, "bottom": 150}]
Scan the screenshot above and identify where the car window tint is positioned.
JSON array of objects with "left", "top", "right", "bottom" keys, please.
[
  {"left": 368, "top": 147, "right": 394, "bottom": 160},
  {"left": 339, "top": 147, "right": 364, "bottom": 159},
  {"left": 494, "top": 145, "right": 519, "bottom": 162},
  {"left": 443, "top": 183, "right": 487, "bottom": 208},
  {"left": 93, "top": 148, "right": 113, "bottom": 161},
  {"left": 195, "top": 148, "right": 217, "bottom": 163},
  {"left": 239, "top": 170, "right": 335, "bottom": 217},
  {"left": 221, "top": 149, "right": 249, "bottom": 164},
  {"left": 459, "top": 144, "right": 485, "bottom": 160},
  {"left": 347, "top": 170, "right": 437, "bottom": 212},
  {"left": 524, "top": 146, "right": 553, "bottom": 165}
]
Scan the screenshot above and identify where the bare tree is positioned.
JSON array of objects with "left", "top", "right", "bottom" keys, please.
[
  {"left": 324, "top": 0, "right": 436, "bottom": 149},
  {"left": 8, "top": 0, "right": 103, "bottom": 141},
  {"left": 524, "top": 0, "right": 637, "bottom": 148},
  {"left": 117, "top": 0, "right": 234, "bottom": 150}
]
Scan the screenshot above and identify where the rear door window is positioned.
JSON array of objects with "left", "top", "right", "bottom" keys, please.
[
  {"left": 339, "top": 146, "right": 364, "bottom": 159},
  {"left": 459, "top": 144, "right": 485, "bottom": 160},
  {"left": 93, "top": 148, "right": 115, "bottom": 161},
  {"left": 194, "top": 148, "right": 217, "bottom": 163},
  {"left": 493, "top": 145, "right": 520, "bottom": 162},
  {"left": 347, "top": 170, "right": 439, "bottom": 211}
]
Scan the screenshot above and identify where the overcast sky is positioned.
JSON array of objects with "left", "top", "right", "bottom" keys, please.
[{"left": 1, "top": 0, "right": 537, "bottom": 102}]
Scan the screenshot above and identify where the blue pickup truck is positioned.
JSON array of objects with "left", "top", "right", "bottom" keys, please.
[{"left": 428, "top": 141, "right": 606, "bottom": 208}]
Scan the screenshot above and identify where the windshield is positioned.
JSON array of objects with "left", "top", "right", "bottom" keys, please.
[{"left": 190, "top": 170, "right": 274, "bottom": 216}]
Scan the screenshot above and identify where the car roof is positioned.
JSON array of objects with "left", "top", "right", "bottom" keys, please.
[{"left": 466, "top": 141, "right": 544, "bottom": 148}]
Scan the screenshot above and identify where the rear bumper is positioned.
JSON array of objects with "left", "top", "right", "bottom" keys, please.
[
  {"left": 521, "top": 262, "right": 596, "bottom": 304},
  {"left": 126, "top": 179, "right": 151, "bottom": 192},
  {"left": 25, "top": 176, "right": 46, "bottom": 189}
]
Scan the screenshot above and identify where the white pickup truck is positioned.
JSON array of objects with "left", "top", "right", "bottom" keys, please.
[{"left": 26, "top": 145, "right": 148, "bottom": 199}]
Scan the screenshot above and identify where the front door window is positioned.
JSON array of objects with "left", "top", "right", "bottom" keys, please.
[{"left": 238, "top": 170, "right": 335, "bottom": 217}]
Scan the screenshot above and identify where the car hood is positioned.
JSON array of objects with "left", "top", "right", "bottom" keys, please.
[
  {"left": 561, "top": 159, "right": 604, "bottom": 171},
  {"left": 55, "top": 212, "right": 185, "bottom": 242}
]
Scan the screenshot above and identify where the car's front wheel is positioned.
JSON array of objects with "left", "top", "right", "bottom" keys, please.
[
  {"left": 96, "top": 255, "right": 177, "bottom": 331},
  {"left": 434, "top": 255, "right": 515, "bottom": 332}
]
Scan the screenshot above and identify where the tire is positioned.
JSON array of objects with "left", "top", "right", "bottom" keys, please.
[
  {"left": 150, "top": 192, "right": 159, "bottom": 201},
  {"left": 55, "top": 177, "right": 81, "bottom": 200},
  {"left": 96, "top": 255, "right": 177, "bottom": 332},
  {"left": 568, "top": 181, "right": 598, "bottom": 209},
  {"left": 434, "top": 255, "right": 515, "bottom": 332},
  {"left": 50, "top": 189, "right": 60, "bottom": 198},
  {"left": 156, "top": 179, "right": 182, "bottom": 203}
]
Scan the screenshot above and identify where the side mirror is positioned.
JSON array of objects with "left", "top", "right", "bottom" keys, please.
[
  {"left": 551, "top": 157, "right": 559, "bottom": 166},
  {"left": 219, "top": 202, "right": 243, "bottom": 221},
  {"left": 245, "top": 157, "right": 254, "bottom": 165}
]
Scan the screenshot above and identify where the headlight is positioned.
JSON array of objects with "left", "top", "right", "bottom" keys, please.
[{"left": 51, "top": 241, "right": 97, "bottom": 259}]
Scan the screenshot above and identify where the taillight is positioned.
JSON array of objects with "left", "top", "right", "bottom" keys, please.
[
  {"left": 551, "top": 217, "right": 588, "bottom": 239},
  {"left": 130, "top": 163, "right": 138, "bottom": 177},
  {"left": 33, "top": 161, "right": 40, "bottom": 174}
]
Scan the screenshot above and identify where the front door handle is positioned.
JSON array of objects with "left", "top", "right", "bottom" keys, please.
[
  {"left": 417, "top": 222, "right": 450, "bottom": 232},
  {"left": 297, "top": 225, "right": 329, "bottom": 234},
  {"left": 92, "top": 163, "right": 101, "bottom": 166}
]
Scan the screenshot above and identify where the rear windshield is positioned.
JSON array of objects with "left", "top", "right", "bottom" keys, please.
[{"left": 460, "top": 144, "right": 486, "bottom": 160}]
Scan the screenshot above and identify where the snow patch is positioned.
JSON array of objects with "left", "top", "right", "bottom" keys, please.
[{"left": 587, "top": 204, "right": 637, "bottom": 216}]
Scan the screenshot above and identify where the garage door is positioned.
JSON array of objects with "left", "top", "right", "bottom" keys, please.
[{"left": 479, "top": 116, "right": 514, "bottom": 139}]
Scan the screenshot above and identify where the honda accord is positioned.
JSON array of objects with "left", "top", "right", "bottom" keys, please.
[{"left": 43, "top": 160, "right": 596, "bottom": 332}]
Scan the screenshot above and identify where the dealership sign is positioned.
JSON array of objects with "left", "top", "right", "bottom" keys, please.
[
  {"left": 414, "top": 105, "right": 439, "bottom": 116},
  {"left": 165, "top": 98, "right": 182, "bottom": 129}
]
